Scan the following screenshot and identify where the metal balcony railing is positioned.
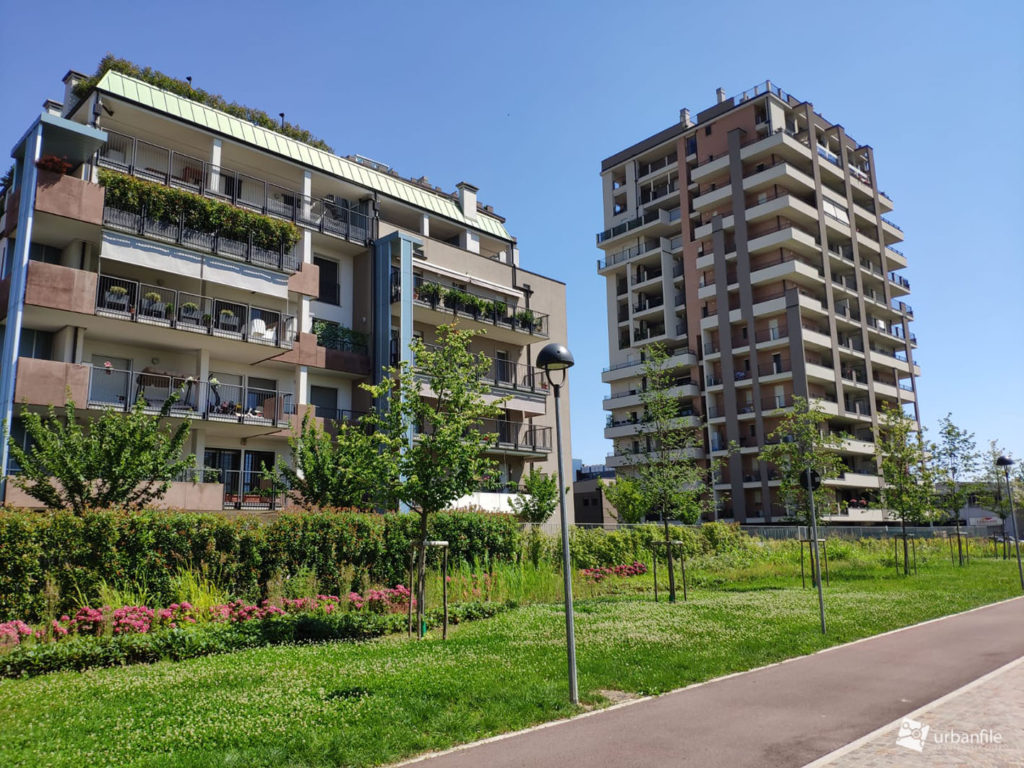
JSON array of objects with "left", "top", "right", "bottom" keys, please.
[
  {"left": 97, "top": 130, "right": 370, "bottom": 245},
  {"left": 479, "top": 419, "right": 552, "bottom": 453},
  {"left": 95, "top": 275, "right": 295, "bottom": 348},
  {"left": 86, "top": 366, "right": 294, "bottom": 426},
  {"left": 220, "top": 469, "right": 286, "bottom": 511}
]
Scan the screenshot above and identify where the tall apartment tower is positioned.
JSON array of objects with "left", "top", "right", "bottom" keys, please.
[
  {"left": 597, "top": 82, "right": 919, "bottom": 524},
  {"left": 0, "top": 65, "right": 570, "bottom": 513}
]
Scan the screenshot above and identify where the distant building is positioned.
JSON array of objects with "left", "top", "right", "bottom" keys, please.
[{"left": 573, "top": 464, "right": 616, "bottom": 526}]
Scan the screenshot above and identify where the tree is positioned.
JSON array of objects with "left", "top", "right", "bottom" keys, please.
[
  {"left": 759, "top": 396, "right": 846, "bottom": 525},
  {"left": 274, "top": 410, "right": 393, "bottom": 509},
  {"left": 930, "top": 414, "right": 979, "bottom": 565},
  {"left": 601, "top": 476, "right": 646, "bottom": 524},
  {"left": 7, "top": 395, "right": 195, "bottom": 514},
  {"left": 510, "top": 468, "right": 559, "bottom": 525},
  {"left": 621, "top": 343, "right": 712, "bottom": 601},
  {"left": 364, "top": 324, "right": 505, "bottom": 634},
  {"left": 875, "top": 403, "right": 935, "bottom": 575}
]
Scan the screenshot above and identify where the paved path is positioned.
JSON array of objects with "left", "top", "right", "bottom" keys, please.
[
  {"left": 399, "top": 597, "right": 1024, "bottom": 768},
  {"left": 807, "top": 657, "right": 1024, "bottom": 767}
]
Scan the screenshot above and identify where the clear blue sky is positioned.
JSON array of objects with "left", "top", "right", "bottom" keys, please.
[{"left": 2, "top": 0, "right": 1021, "bottom": 466}]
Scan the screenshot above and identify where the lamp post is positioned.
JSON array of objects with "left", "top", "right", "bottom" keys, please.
[
  {"left": 996, "top": 456, "right": 1023, "bottom": 591},
  {"left": 536, "top": 342, "right": 578, "bottom": 705}
]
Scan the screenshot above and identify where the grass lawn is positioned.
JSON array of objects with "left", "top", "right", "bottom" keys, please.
[{"left": 0, "top": 551, "right": 1020, "bottom": 768}]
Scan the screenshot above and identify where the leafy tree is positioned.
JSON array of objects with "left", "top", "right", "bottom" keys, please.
[
  {"left": 930, "top": 414, "right": 979, "bottom": 564},
  {"left": 975, "top": 441, "right": 1023, "bottom": 523},
  {"left": 7, "top": 395, "right": 195, "bottom": 514},
  {"left": 619, "top": 343, "right": 712, "bottom": 601},
  {"left": 364, "top": 324, "right": 505, "bottom": 634},
  {"left": 274, "top": 410, "right": 392, "bottom": 509},
  {"left": 759, "top": 396, "right": 846, "bottom": 525},
  {"left": 601, "top": 476, "right": 646, "bottom": 524},
  {"left": 510, "top": 468, "right": 559, "bottom": 525},
  {"left": 875, "top": 404, "right": 935, "bottom": 575}
]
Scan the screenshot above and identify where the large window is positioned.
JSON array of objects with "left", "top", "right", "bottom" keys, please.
[
  {"left": 19, "top": 328, "right": 53, "bottom": 360},
  {"left": 313, "top": 256, "right": 340, "bottom": 305}
]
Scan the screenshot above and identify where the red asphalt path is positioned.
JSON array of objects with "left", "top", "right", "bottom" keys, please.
[{"left": 399, "top": 597, "right": 1024, "bottom": 768}]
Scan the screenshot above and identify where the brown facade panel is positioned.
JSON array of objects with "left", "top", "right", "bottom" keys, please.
[
  {"left": 25, "top": 261, "right": 97, "bottom": 315},
  {"left": 286, "top": 261, "right": 320, "bottom": 296},
  {"left": 34, "top": 172, "right": 104, "bottom": 225},
  {"left": 13, "top": 357, "right": 90, "bottom": 407}
]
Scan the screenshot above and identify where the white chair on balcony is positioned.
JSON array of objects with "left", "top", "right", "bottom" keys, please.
[{"left": 248, "top": 318, "right": 277, "bottom": 344}]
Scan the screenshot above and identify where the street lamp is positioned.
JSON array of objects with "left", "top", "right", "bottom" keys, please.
[
  {"left": 996, "top": 456, "right": 1023, "bottom": 591},
  {"left": 536, "top": 342, "right": 578, "bottom": 705}
]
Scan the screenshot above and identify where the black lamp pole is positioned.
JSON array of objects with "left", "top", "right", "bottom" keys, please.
[
  {"left": 537, "top": 343, "right": 578, "bottom": 705},
  {"left": 996, "top": 456, "right": 1023, "bottom": 591}
]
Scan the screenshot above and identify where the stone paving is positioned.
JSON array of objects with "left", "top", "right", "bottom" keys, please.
[{"left": 807, "top": 658, "right": 1024, "bottom": 768}]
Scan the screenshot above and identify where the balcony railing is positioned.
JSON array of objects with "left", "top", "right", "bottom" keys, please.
[
  {"left": 633, "top": 295, "right": 664, "bottom": 313},
  {"left": 96, "top": 275, "right": 296, "bottom": 348},
  {"left": 97, "top": 131, "right": 370, "bottom": 245},
  {"left": 602, "top": 347, "right": 694, "bottom": 373},
  {"left": 596, "top": 206, "right": 679, "bottom": 244},
  {"left": 313, "top": 407, "right": 368, "bottom": 424},
  {"left": 312, "top": 318, "right": 369, "bottom": 355},
  {"left": 397, "top": 272, "right": 548, "bottom": 337},
  {"left": 888, "top": 272, "right": 910, "bottom": 290},
  {"left": 103, "top": 204, "right": 300, "bottom": 273},
  {"left": 479, "top": 419, "right": 552, "bottom": 453},
  {"left": 220, "top": 469, "right": 286, "bottom": 511},
  {"left": 87, "top": 367, "right": 294, "bottom": 426}
]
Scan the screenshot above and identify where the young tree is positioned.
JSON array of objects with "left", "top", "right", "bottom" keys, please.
[
  {"left": 601, "top": 476, "right": 646, "bottom": 524},
  {"left": 759, "top": 396, "right": 846, "bottom": 524},
  {"left": 7, "top": 395, "right": 195, "bottom": 514},
  {"left": 509, "top": 468, "right": 559, "bottom": 526},
  {"left": 622, "top": 343, "right": 711, "bottom": 601},
  {"left": 875, "top": 403, "right": 934, "bottom": 575},
  {"left": 931, "top": 413, "right": 979, "bottom": 565},
  {"left": 364, "top": 324, "right": 505, "bottom": 634},
  {"left": 274, "top": 410, "right": 395, "bottom": 509}
]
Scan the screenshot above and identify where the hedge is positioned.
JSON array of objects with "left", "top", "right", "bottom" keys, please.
[
  {"left": 0, "top": 509, "right": 521, "bottom": 622},
  {"left": 73, "top": 55, "right": 333, "bottom": 153},
  {"left": 98, "top": 169, "right": 301, "bottom": 251}
]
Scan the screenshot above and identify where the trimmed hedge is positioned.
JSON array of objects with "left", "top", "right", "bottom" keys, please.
[
  {"left": 0, "top": 602, "right": 508, "bottom": 679},
  {"left": 98, "top": 169, "right": 301, "bottom": 251},
  {"left": 74, "top": 55, "right": 333, "bottom": 152},
  {"left": 0, "top": 509, "right": 521, "bottom": 622}
]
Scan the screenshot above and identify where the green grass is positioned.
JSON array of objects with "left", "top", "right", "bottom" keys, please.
[{"left": 1, "top": 548, "right": 1020, "bottom": 768}]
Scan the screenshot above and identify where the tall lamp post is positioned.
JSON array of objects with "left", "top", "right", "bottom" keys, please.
[
  {"left": 996, "top": 456, "right": 1023, "bottom": 591},
  {"left": 537, "top": 342, "right": 578, "bottom": 705}
]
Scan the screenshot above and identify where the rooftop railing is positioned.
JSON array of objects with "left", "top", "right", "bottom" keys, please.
[
  {"left": 97, "top": 131, "right": 370, "bottom": 245},
  {"left": 96, "top": 275, "right": 295, "bottom": 348}
]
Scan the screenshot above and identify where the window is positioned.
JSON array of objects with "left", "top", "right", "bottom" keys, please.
[
  {"left": 704, "top": 126, "right": 712, "bottom": 136},
  {"left": 7, "top": 419, "right": 31, "bottom": 473},
  {"left": 313, "top": 256, "right": 340, "bottom": 305},
  {"left": 310, "top": 385, "right": 338, "bottom": 419},
  {"left": 19, "top": 328, "right": 53, "bottom": 360},
  {"left": 29, "top": 243, "right": 61, "bottom": 264}
]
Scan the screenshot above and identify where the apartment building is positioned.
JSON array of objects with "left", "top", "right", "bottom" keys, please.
[
  {"left": 597, "top": 81, "right": 919, "bottom": 524},
  {"left": 0, "top": 65, "right": 570, "bottom": 513}
]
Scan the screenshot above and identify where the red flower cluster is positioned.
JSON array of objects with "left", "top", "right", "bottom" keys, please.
[
  {"left": 579, "top": 561, "right": 648, "bottom": 582},
  {"left": 349, "top": 585, "right": 412, "bottom": 614}
]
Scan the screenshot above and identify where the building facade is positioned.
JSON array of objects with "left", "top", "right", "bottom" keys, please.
[
  {"left": 597, "top": 81, "right": 919, "bottom": 523},
  {"left": 0, "top": 66, "right": 570, "bottom": 513}
]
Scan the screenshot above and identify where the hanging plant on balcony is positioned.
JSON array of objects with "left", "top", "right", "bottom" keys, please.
[
  {"left": 443, "top": 288, "right": 468, "bottom": 313},
  {"left": 36, "top": 155, "right": 74, "bottom": 175},
  {"left": 417, "top": 281, "right": 441, "bottom": 306}
]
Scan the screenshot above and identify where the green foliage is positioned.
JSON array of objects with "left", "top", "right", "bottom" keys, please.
[
  {"left": 509, "top": 469, "right": 560, "bottom": 525},
  {"left": 311, "top": 319, "right": 368, "bottom": 352},
  {"left": 930, "top": 414, "right": 979, "bottom": 524},
  {"left": 74, "top": 55, "right": 333, "bottom": 152},
  {"left": 98, "top": 169, "right": 301, "bottom": 250},
  {"left": 759, "top": 396, "right": 847, "bottom": 523},
  {"left": 875, "top": 404, "right": 935, "bottom": 526},
  {"left": 0, "top": 509, "right": 522, "bottom": 622},
  {"left": 275, "top": 410, "right": 388, "bottom": 509},
  {"left": 6, "top": 396, "right": 195, "bottom": 514},
  {"left": 601, "top": 477, "right": 646, "bottom": 524}
]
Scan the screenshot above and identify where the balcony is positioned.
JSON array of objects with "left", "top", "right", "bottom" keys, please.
[
  {"left": 86, "top": 366, "right": 293, "bottom": 428},
  {"left": 97, "top": 131, "right": 370, "bottom": 245},
  {"left": 596, "top": 206, "right": 681, "bottom": 245},
  {"left": 397, "top": 272, "right": 548, "bottom": 338},
  {"left": 95, "top": 275, "right": 296, "bottom": 349},
  {"left": 480, "top": 419, "right": 552, "bottom": 455}
]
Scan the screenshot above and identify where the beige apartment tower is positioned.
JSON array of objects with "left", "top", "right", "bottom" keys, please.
[{"left": 597, "top": 82, "right": 919, "bottom": 524}]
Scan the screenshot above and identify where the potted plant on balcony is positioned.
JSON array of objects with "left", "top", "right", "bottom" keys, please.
[
  {"left": 104, "top": 284, "right": 130, "bottom": 311},
  {"left": 35, "top": 155, "right": 73, "bottom": 175},
  {"left": 417, "top": 281, "right": 441, "bottom": 307},
  {"left": 462, "top": 293, "right": 485, "bottom": 319},
  {"left": 218, "top": 308, "right": 239, "bottom": 332},
  {"left": 515, "top": 309, "right": 536, "bottom": 332},
  {"left": 140, "top": 291, "right": 166, "bottom": 319},
  {"left": 493, "top": 300, "right": 509, "bottom": 324},
  {"left": 178, "top": 302, "right": 200, "bottom": 325},
  {"left": 443, "top": 288, "right": 467, "bottom": 314}
]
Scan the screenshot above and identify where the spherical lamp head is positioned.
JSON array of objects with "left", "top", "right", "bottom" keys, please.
[
  {"left": 997, "top": 455, "right": 1015, "bottom": 468},
  {"left": 536, "top": 343, "right": 574, "bottom": 372}
]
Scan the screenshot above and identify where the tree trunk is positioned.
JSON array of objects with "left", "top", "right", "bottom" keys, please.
[
  {"left": 662, "top": 511, "right": 676, "bottom": 603},
  {"left": 901, "top": 512, "right": 909, "bottom": 577},
  {"left": 954, "top": 510, "right": 964, "bottom": 566},
  {"left": 417, "top": 511, "right": 428, "bottom": 637}
]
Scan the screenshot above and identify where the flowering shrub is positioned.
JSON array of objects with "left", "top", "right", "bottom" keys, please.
[
  {"left": 348, "top": 586, "right": 411, "bottom": 614},
  {"left": 71, "top": 606, "right": 108, "bottom": 636},
  {"left": 156, "top": 602, "right": 198, "bottom": 629},
  {"left": 111, "top": 606, "right": 154, "bottom": 635},
  {"left": 0, "top": 620, "right": 32, "bottom": 648},
  {"left": 579, "top": 561, "right": 648, "bottom": 582},
  {"left": 281, "top": 595, "right": 341, "bottom": 614},
  {"left": 208, "top": 601, "right": 286, "bottom": 623}
]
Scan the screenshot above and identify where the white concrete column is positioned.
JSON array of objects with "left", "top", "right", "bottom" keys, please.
[
  {"left": 302, "top": 170, "right": 312, "bottom": 220},
  {"left": 295, "top": 365, "right": 308, "bottom": 406},
  {"left": 420, "top": 213, "right": 430, "bottom": 237},
  {"left": 208, "top": 139, "right": 222, "bottom": 194},
  {"left": 198, "top": 348, "right": 210, "bottom": 382},
  {"left": 73, "top": 327, "right": 85, "bottom": 364}
]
